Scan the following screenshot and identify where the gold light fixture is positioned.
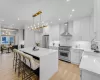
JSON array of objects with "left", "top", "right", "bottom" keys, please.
[
  {"left": 32, "top": 11, "right": 42, "bottom": 17},
  {"left": 28, "top": 11, "right": 48, "bottom": 30}
]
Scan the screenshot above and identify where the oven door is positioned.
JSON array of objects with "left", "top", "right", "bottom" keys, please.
[{"left": 59, "top": 50, "right": 70, "bottom": 62}]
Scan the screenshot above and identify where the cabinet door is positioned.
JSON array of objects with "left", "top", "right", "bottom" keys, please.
[
  {"left": 71, "top": 49, "right": 83, "bottom": 65},
  {"left": 79, "top": 50, "right": 83, "bottom": 63},
  {"left": 81, "top": 70, "right": 100, "bottom": 80},
  {"left": 80, "top": 18, "right": 90, "bottom": 41},
  {"left": 71, "top": 49, "right": 80, "bottom": 65}
]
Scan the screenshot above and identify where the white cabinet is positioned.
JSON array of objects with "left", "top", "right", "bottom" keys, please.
[
  {"left": 71, "top": 49, "right": 83, "bottom": 65},
  {"left": 80, "top": 69, "right": 100, "bottom": 80},
  {"left": 80, "top": 17, "right": 91, "bottom": 41},
  {"left": 73, "top": 16, "right": 94, "bottom": 41}
]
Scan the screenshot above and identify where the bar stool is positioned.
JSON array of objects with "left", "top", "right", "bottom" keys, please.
[
  {"left": 13, "top": 49, "right": 23, "bottom": 77},
  {"left": 18, "top": 51, "right": 40, "bottom": 80},
  {"left": 13, "top": 49, "right": 19, "bottom": 73}
]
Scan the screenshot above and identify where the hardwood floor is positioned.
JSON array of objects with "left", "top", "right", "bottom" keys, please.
[
  {"left": 50, "top": 61, "right": 80, "bottom": 80},
  {"left": 0, "top": 53, "right": 80, "bottom": 80}
]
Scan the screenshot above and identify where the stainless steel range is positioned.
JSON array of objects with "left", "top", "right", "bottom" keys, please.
[{"left": 58, "top": 46, "right": 71, "bottom": 62}]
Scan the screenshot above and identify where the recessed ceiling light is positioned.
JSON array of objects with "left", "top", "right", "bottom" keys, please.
[
  {"left": 70, "top": 14, "right": 72, "bottom": 17},
  {"left": 18, "top": 18, "right": 20, "bottom": 20},
  {"left": 46, "top": 23, "right": 48, "bottom": 25},
  {"left": 42, "top": 21, "right": 44, "bottom": 23},
  {"left": 2, "top": 32, "right": 4, "bottom": 34},
  {"left": 28, "top": 26, "right": 30, "bottom": 28},
  {"left": 72, "top": 9, "right": 75, "bottom": 12},
  {"left": 59, "top": 18, "right": 60, "bottom": 20},
  {"left": 66, "top": 0, "right": 70, "bottom": 2},
  {"left": 51, "top": 21, "right": 52, "bottom": 23},
  {"left": 34, "top": 24, "right": 36, "bottom": 26},
  {"left": 1, "top": 20, "right": 4, "bottom": 21}
]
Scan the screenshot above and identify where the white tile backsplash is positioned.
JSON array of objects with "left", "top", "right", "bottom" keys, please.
[{"left": 72, "top": 41, "right": 91, "bottom": 50}]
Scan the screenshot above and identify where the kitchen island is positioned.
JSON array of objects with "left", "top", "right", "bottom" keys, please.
[
  {"left": 20, "top": 47, "right": 58, "bottom": 80},
  {"left": 79, "top": 51, "right": 100, "bottom": 80}
]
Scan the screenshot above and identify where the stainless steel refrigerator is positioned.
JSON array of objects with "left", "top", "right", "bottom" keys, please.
[{"left": 42, "top": 35, "right": 49, "bottom": 48}]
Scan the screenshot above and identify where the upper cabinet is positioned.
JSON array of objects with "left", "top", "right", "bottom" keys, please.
[
  {"left": 80, "top": 17, "right": 91, "bottom": 41},
  {"left": 73, "top": 20, "right": 81, "bottom": 40},
  {"left": 73, "top": 15, "right": 95, "bottom": 41},
  {"left": 49, "top": 25, "right": 60, "bottom": 42}
]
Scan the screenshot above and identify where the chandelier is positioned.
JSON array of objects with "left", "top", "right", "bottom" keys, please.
[{"left": 28, "top": 11, "right": 48, "bottom": 30}]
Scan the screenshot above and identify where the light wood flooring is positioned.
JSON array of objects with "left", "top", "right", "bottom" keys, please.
[{"left": 0, "top": 52, "right": 80, "bottom": 80}]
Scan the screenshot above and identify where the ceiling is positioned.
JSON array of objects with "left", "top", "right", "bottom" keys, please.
[{"left": 0, "top": 0, "right": 93, "bottom": 29}]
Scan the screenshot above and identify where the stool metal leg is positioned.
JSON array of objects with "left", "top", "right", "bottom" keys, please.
[
  {"left": 15, "top": 53, "right": 17, "bottom": 72},
  {"left": 13, "top": 52, "right": 16, "bottom": 69},
  {"left": 18, "top": 55, "right": 21, "bottom": 77}
]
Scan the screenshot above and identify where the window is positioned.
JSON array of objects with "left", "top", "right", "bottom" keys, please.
[{"left": 1, "top": 36, "right": 14, "bottom": 44}]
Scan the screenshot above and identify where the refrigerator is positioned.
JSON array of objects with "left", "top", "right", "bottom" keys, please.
[{"left": 42, "top": 35, "right": 49, "bottom": 48}]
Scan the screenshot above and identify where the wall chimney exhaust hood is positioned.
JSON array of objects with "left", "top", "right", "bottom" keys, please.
[{"left": 61, "top": 22, "right": 72, "bottom": 38}]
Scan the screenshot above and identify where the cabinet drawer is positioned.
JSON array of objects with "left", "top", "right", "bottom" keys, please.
[
  {"left": 72, "top": 49, "right": 84, "bottom": 53},
  {"left": 73, "top": 49, "right": 80, "bottom": 53}
]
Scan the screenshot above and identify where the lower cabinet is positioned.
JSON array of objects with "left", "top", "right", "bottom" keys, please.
[
  {"left": 71, "top": 49, "right": 84, "bottom": 65},
  {"left": 80, "top": 69, "right": 100, "bottom": 80}
]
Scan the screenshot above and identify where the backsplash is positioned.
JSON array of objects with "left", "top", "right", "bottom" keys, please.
[{"left": 72, "top": 41, "right": 91, "bottom": 50}]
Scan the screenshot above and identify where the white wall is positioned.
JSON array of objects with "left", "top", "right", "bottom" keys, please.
[
  {"left": 15, "top": 32, "right": 19, "bottom": 45},
  {"left": 24, "top": 26, "right": 35, "bottom": 47},
  {"left": 35, "top": 32, "right": 41, "bottom": 43},
  {"left": 15, "top": 29, "right": 23, "bottom": 49}
]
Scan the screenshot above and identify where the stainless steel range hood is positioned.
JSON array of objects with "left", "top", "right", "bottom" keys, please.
[{"left": 61, "top": 22, "right": 72, "bottom": 38}]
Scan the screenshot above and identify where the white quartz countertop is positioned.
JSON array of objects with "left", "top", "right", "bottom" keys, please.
[
  {"left": 80, "top": 51, "right": 100, "bottom": 75},
  {"left": 71, "top": 47, "right": 84, "bottom": 50},
  {"left": 72, "top": 47, "right": 93, "bottom": 52},
  {"left": 19, "top": 47, "right": 58, "bottom": 58}
]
